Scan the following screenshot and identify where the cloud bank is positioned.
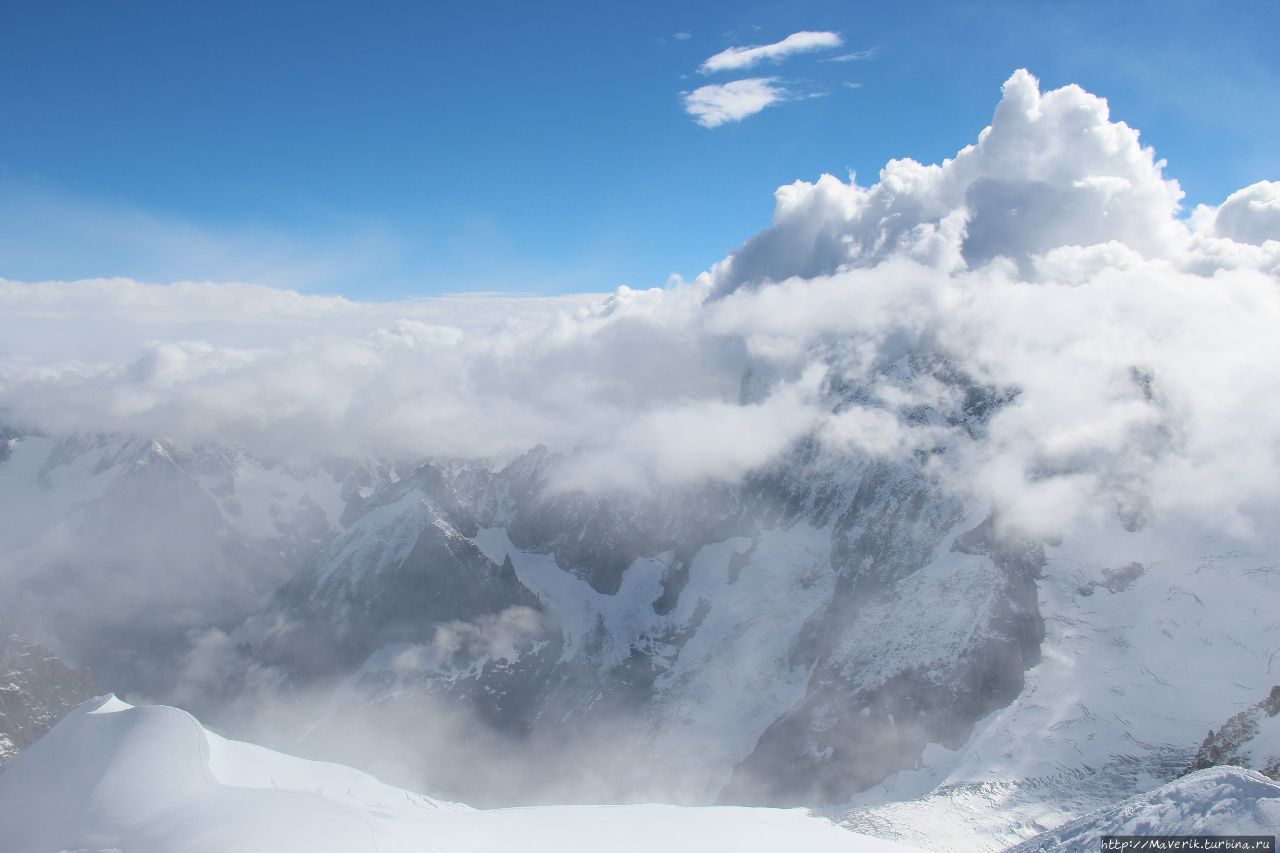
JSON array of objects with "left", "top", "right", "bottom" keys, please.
[
  {"left": 699, "top": 31, "right": 843, "bottom": 74},
  {"left": 3, "top": 70, "right": 1280, "bottom": 541}
]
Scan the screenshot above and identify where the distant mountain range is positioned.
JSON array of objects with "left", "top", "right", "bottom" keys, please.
[{"left": 3, "top": 394, "right": 1278, "bottom": 848}]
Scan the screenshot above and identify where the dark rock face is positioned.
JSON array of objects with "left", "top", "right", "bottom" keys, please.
[
  {"left": 1183, "top": 685, "right": 1280, "bottom": 780},
  {"left": 830, "top": 462, "right": 967, "bottom": 595},
  {"left": 712, "top": 363, "right": 1040, "bottom": 805},
  {"left": 720, "top": 512, "right": 1044, "bottom": 806},
  {"left": 0, "top": 614, "right": 96, "bottom": 761},
  {"left": 1076, "top": 561, "right": 1145, "bottom": 597},
  {"left": 498, "top": 473, "right": 751, "bottom": 597},
  {"left": 259, "top": 464, "right": 546, "bottom": 678}
]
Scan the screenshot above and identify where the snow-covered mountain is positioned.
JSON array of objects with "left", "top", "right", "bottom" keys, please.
[
  {"left": 6, "top": 370, "right": 1280, "bottom": 843},
  {"left": 3, "top": 345, "right": 1279, "bottom": 843},
  {"left": 837, "top": 533, "right": 1280, "bottom": 851},
  {"left": 1008, "top": 767, "right": 1280, "bottom": 851},
  {"left": 0, "top": 694, "right": 920, "bottom": 853},
  {"left": 2, "top": 67, "right": 1280, "bottom": 851},
  {"left": 50, "top": 351, "right": 1036, "bottom": 809},
  {"left": 0, "top": 427, "right": 380, "bottom": 707}
]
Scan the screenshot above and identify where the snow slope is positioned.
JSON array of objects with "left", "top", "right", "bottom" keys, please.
[
  {"left": 0, "top": 695, "right": 926, "bottom": 853},
  {"left": 1009, "top": 766, "right": 1280, "bottom": 851},
  {"left": 840, "top": 525, "right": 1280, "bottom": 851}
]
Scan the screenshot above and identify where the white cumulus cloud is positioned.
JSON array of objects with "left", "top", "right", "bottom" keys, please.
[
  {"left": 683, "top": 78, "right": 787, "bottom": 128},
  {"left": 1208, "top": 180, "right": 1280, "bottom": 246},
  {"left": 707, "top": 68, "right": 1189, "bottom": 294}
]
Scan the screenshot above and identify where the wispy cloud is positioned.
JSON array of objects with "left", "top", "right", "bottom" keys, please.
[
  {"left": 674, "top": 31, "right": 691, "bottom": 41},
  {"left": 824, "top": 48, "right": 879, "bottom": 63},
  {"left": 699, "top": 31, "right": 842, "bottom": 74},
  {"left": 683, "top": 78, "right": 787, "bottom": 128}
]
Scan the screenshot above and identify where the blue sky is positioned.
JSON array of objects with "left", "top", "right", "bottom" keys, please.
[{"left": 1, "top": 0, "right": 1276, "bottom": 297}]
